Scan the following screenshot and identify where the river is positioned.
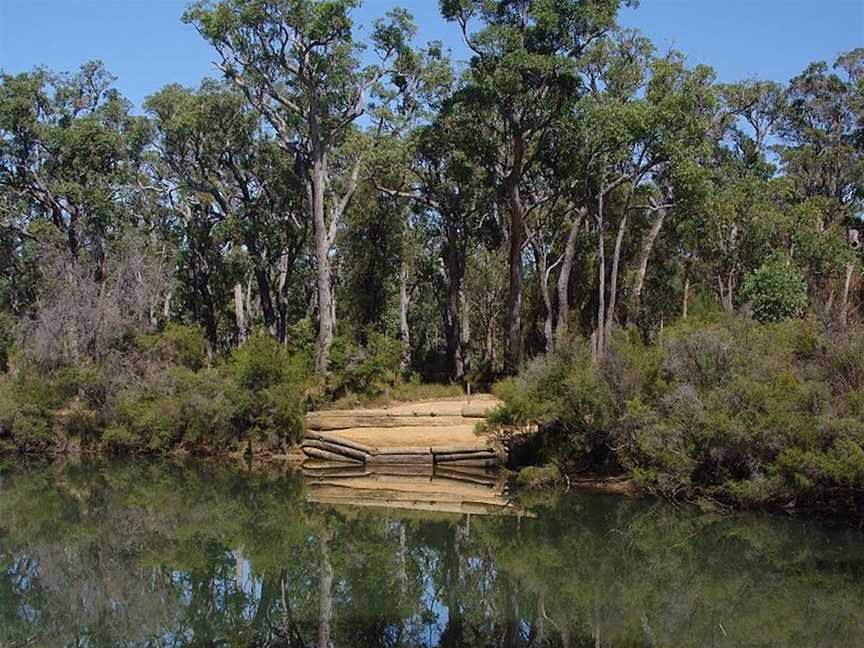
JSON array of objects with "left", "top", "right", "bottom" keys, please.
[{"left": 1, "top": 459, "right": 862, "bottom": 647}]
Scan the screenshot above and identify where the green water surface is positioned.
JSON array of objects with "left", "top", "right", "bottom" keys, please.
[{"left": 1, "top": 459, "right": 862, "bottom": 647}]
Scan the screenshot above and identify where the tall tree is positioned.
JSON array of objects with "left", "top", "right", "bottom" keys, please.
[
  {"left": 0, "top": 62, "right": 145, "bottom": 269},
  {"left": 440, "top": 0, "right": 631, "bottom": 370},
  {"left": 185, "top": 0, "right": 415, "bottom": 373}
]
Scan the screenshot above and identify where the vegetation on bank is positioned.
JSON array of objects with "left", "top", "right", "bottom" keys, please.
[
  {"left": 487, "top": 314, "right": 864, "bottom": 515},
  {"left": 0, "top": 323, "right": 421, "bottom": 455},
  {"left": 1, "top": 0, "right": 862, "bottom": 517}
]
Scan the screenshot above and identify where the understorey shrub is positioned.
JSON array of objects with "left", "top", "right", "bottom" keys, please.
[
  {"left": 2, "top": 326, "right": 310, "bottom": 455},
  {"left": 739, "top": 254, "right": 808, "bottom": 323},
  {"left": 492, "top": 315, "right": 864, "bottom": 513},
  {"left": 328, "top": 330, "right": 402, "bottom": 399}
]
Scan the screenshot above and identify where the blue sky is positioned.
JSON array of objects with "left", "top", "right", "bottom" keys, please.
[{"left": 1, "top": 0, "right": 862, "bottom": 112}]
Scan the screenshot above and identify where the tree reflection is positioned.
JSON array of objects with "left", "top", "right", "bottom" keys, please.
[{"left": 0, "top": 459, "right": 862, "bottom": 647}]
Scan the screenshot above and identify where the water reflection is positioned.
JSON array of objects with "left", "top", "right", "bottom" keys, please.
[
  {"left": 302, "top": 462, "right": 533, "bottom": 517},
  {"left": 1, "top": 459, "right": 862, "bottom": 647}
]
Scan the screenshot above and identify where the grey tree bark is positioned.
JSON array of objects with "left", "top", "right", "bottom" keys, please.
[
  {"left": 606, "top": 211, "right": 629, "bottom": 335},
  {"left": 556, "top": 208, "right": 586, "bottom": 342},
  {"left": 399, "top": 259, "right": 411, "bottom": 373},
  {"left": 630, "top": 205, "right": 667, "bottom": 321},
  {"left": 840, "top": 260, "right": 855, "bottom": 329},
  {"left": 233, "top": 282, "right": 246, "bottom": 344}
]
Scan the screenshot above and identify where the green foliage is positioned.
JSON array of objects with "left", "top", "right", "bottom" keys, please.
[
  {"left": 488, "top": 340, "right": 614, "bottom": 462},
  {"left": 515, "top": 464, "right": 562, "bottom": 489},
  {"left": 495, "top": 316, "right": 864, "bottom": 514},
  {"left": 229, "top": 331, "right": 309, "bottom": 448},
  {"left": 138, "top": 323, "right": 208, "bottom": 370},
  {"left": 1, "top": 328, "right": 310, "bottom": 456},
  {"left": 328, "top": 330, "right": 402, "bottom": 398},
  {"left": 740, "top": 254, "right": 808, "bottom": 322}
]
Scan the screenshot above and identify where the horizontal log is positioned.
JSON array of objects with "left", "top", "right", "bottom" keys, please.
[
  {"left": 307, "top": 415, "right": 470, "bottom": 430},
  {"left": 306, "top": 494, "right": 530, "bottom": 517},
  {"left": 303, "top": 468, "right": 370, "bottom": 479},
  {"left": 430, "top": 443, "right": 492, "bottom": 454},
  {"left": 367, "top": 453, "right": 434, "bottom": 465},
  {"left": 365, "top": 464, "right": 434, "bottom": 477},
  {"left": 303, "top": 439, "right": 370, "bottom": 462},
  {"left": 303, "top": 446, "right": 363, "bottom": 464},
  {"left": 435, "top": 457, "right": 499, "bottom": 468},
  {"left": 306, "top": 431, "right": 375, "bottom": 455},
  {"left": 434, "top": 468, "right": 499, "bottom": 488},
  {"left": 434, "top": 451, "right": 498, "bottom": 463},
  {"left": 376, "top": 446, "right": 432, "bottom": 455}
]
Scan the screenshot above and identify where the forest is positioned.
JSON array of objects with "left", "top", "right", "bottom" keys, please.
[{"left": 0, "top": 1, "right": 862, "bottom": 511}]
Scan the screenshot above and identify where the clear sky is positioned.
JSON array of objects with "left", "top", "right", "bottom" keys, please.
[{"left": 1, "top": 0, "right": 862, "bottom": 112}]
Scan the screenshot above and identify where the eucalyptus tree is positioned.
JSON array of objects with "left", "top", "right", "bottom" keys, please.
[
  {"left": 185, "top": 0, "right": 417, "bottom": 374},
  {"left": 404, "top": 111, "right": 493, "bottom": 380},
  {"left": 0, "top": 62, "right": 146, "bottom": 271},
  {"left": 367, "top": 40, "right": 454, "bottom": 374},
  {"left": 145, "top": 81, "right": 306, "bottom": 345},
  {"left": 779, "top": 49, "right": 864, "bottom": 325},
  {"left": 440, "top": 0, "right": 632, "bottom": 369},
  {"left": 614, "top": 54, "right": 717, "bottom": 331}
]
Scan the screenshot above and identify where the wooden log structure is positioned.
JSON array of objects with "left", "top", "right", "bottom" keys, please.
[{"left": 301, "top": 396, "right": 504, "bottom": 467}]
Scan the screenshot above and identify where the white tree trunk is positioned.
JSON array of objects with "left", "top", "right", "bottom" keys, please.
[{"left": 234, "top": 282, "right": 246, "bottom": 344}]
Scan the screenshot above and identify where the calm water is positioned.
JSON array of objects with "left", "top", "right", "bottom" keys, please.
[{"left": 1, "top": 459, "right": 862, "bottom": 648}]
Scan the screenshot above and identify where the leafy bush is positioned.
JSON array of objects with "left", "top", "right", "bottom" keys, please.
[
  {"left": 109, "top": 367, "right": 237, "bottom": 452},
  {"left": 229, "top": 331, "right": 309, "bottom": 449},
  {"left": 486, "top": 340, "right": 614, "bottom": 465},
  {"left": 328, "top": 330, "right": 401, "bottom": 398},
  {"left": 1, "top": 327, "right": 310, "bottom": 456},
  {"left": 493, "top": 316, "right": 864, "bottom": 514},
  {"left": 740, "top": 255, "right": 808, "bottom": 322},
  {"left": 138, "top": 323, "right": 208, "bottom": 370}
]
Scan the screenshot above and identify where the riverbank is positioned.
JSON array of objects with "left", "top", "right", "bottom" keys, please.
[{"left": 483, "top": 315, "right": 864, "bottom": 518}]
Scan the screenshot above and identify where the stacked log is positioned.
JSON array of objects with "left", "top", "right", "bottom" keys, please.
[
  {"left": 301, "top": 431, "right": 501, "bottom": 466},
  {"left": 301, "top": 397, "right": 504, "bottom": 466}
]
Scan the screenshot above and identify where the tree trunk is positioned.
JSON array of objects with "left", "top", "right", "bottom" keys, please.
[
  {"left": 596, "top": 197, "right": 607, "bottom": 359},
  {"left": 459, "top": 288, "right": 471, "bottom": 378},
  {"left": 629, "top": 206, "right": 666, "bottom": 322},
  {"left": 443, "top": 238, "right": 466, "bottom": 380},
  {"left": 717, "top": 271, "right": 736, "bottom": 313},
  {"left": 606, "top": 212, "right": 628, "bottom": 334},
  {"left": 447, "top": 281, "right": 463, "bottom": 380},
  {"left": 840, "top": 260, "right": 855, "bottom": 329},
  {"left": 682, "top": 270, "right": 690, "bottom": 319},
  {"left": 505, "top": 136, "right": 526, "bottom": 371},
  {"left": 311, "top": 143, "right": 335, "bottom": 375},
  {"left": 234, "top": 282, "right": 246, "bottom": 344},
  {"left": 399, "top": 258, "right": 411, "bottom": 374},
  {"left": 246, "top": 235, "right": 277, "bottom": 334},
  {"left": 556, "top": 208, "right": 586, "bottom": 342},
  {"left": 529, "top": 237, "right": 554, "bottom": 354}
]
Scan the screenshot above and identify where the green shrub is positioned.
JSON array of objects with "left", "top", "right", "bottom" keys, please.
[
  {"left": 0, "top": 313, "right": 14, "bottom": 373},
  {"left": 516, "top": 464, "right": 561, "bottom": 489},
  {"left": 740, "top": 255, "right": 808, "bottom": 322},
  {"left": 229, "top": 331, "right": 309, "bottom": 448},
  {"left": 138, "top": 323, "right": 208, "bottom": 370},
  {"left": 328, "top": 330, "right": 401, "bottom": 397},
  {"left": 110, "top": 367, "right": 238, "bottom": 452},
  {"left": 497, "top": 318, "right": 864, "bottom": 513},
  {"left": 487, "top": 340, "right": 614, "bottom": 464}
]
